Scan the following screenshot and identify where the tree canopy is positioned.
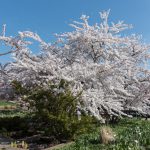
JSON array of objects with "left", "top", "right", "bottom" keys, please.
[{"left": 0, "top": 10, "right": 150, "bottom": 120}]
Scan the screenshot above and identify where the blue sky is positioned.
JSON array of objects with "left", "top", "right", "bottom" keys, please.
[{"left": 0, "top": 0, "right": 150, "bottom": 63}]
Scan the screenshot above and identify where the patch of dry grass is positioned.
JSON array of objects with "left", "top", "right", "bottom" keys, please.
[{"left": 100, "top": 126, "right": 116, "bottom": 144}]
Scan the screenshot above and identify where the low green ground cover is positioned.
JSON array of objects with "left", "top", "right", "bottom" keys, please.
[
  {"left": 0, "top": 105, "right": 149, "bottom": 150},
  {"left": 0, "top": 99, "right": 149, "bottom": 150},
  {"left": 0, "top": 100, "right": 17, "bottom": 111},
  {"left": 59, "top": 118, "right": 150, "bottom": 150},
  {"left": 0, "top": 100, "right": 16, "bottom": 106},
  {"left": 0, "top": 100, "right": 21, "bottom": 118}
]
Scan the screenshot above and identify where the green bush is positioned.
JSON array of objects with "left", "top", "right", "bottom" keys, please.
[{"left": 12, "top": 80, "right": 97, "bottom": 141}]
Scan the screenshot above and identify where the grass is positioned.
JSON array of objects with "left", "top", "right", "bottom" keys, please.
[
  {"left": 0, "top": 101, "right": 26, "bottom": 118},
  {"left": 0, "top": 109, "right": 27, "bottom": 118},
  {"left": 0, "top": 100, "right": 16, "bottom": 106},
  {"left": 0, "top": 100, "right": 21, "bottom": 118},
  {"left": 58, "top": 118, "right": 150, "bottom": 150},
  {"left": 0, "top": 103, "right": 149, "bottom": 150},
  {"left": 0, "top": 100, "right": 17, "bottom": 110}
]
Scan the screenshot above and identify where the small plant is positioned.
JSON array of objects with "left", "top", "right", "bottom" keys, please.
[
  {"left": 21, "top": 141, "right": 28, "bottom": 149},
  {"left": 10, "top": 141, "right": 17, "bottom": 148},
  {"left": 11, "top": 141, "right": 28, "bottom": 149}
]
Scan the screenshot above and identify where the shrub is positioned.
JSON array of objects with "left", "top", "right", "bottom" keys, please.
[{"left": 12, "top": 80, "right": 97, "bottom": 140}]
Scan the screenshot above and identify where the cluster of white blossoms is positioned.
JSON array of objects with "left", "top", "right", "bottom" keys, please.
[{"left": 0, "top": 10, "right": 150, "bottom": 120}]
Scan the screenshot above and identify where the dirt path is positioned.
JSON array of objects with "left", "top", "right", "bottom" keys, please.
[
  {"left": 45, "top": 142, "right": 74, "bottom": 150},
  {"left": 0, "top": 135, "right": 13, "bottom": 149}
]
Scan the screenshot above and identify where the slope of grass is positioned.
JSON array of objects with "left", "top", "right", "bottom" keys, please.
[{"left": 59, "top": 118, "right": 150, "bottom": 150}]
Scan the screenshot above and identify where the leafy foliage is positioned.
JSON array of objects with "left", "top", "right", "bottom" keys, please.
[
  {"left": 12, "top": 79, "right": 82, "bottom": 116},
  {"left": 12, "top": 80, "right": 97, "bottom": 140}
]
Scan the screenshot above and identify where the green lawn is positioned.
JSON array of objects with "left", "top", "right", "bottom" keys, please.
[
  {"left": 0, "top": 100, "right": 24, "bottom": 118},
  {"left": 0, "top": 100, "right": 17, "bottom": 111},
  {"left": 59, "top": 118, "right": 150, "bottom": 150},
  {"left": 0, "top": 100, "right": 16, "bottom": 106}
]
